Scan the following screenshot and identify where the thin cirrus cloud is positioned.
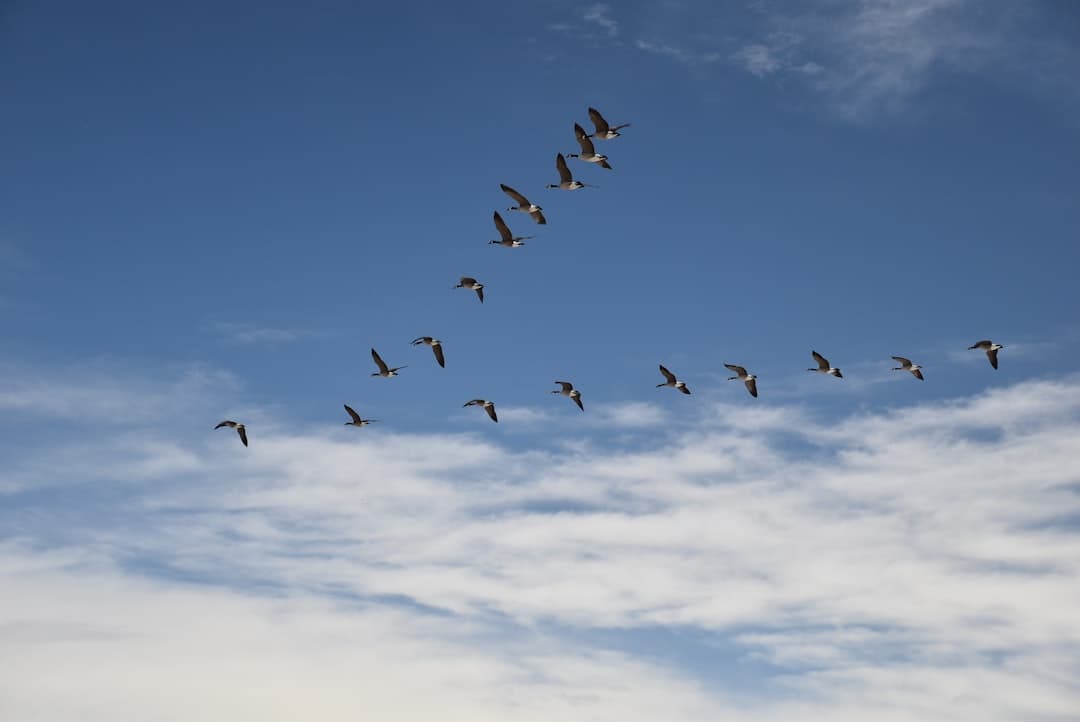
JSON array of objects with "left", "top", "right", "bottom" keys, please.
[
  {"left": 207, "top": 321, "right": 313, "bottom": 345},
  {"left": 463, "top": 400, "right": 669, "bottom": 431},
  {"left": 635, "top": 38, "right": 722, "bottom": 66},
  {"left": 1, "top": 358, "right": 1079, "bottom": 720},
  {"left": 548, "top": 2, "right": 621, "bottom": 42},
  {"left": 581, "top": 2, "right": 619, "bottom": 38},
  {"left": 0, "top": 359, "right": 237, "bottom": 425},
  {"left": 627, "top": 0, "right": 1079, "bottom": 120}
]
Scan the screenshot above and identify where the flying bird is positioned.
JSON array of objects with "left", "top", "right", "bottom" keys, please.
[
  {"left": 411, "top": 336, "right": 445, "bottom": 368},
  {"left": 371, "top": 348, "right": 406, "bottom": 377},
  {"left": 568, "top": 123, "right": 612, "bottom": 169},
  {"left": 808, "top": 351, "right": 843, "bottom": 378},
  {"left": 489, "top": 211, "right": 532, "bottom": 248},
  {"left": 587, "top": 106, "right": 630, "bottom": 140},
  {"left": 454, "top": 276, "right": 485, "bottom": 303},
  {"left": 343, "top": 404, "right": 378, "bottom": 427},
  {"left": 968, "top": 340, "right": 1003, "bottom": 369},
  {"left": 214, "top": 420, "right": 248, "bottom": 447},
  {"left": 724, "top": 364, "right": 759, "bottom": 398},
  {"left": 546, "top": 153, "right": 595, "bottom": 190},
  {"left": 657, "top": 364, "right": 691, "bottom": 394},
  {"left": 464, "top": 398, "right": 498, "bottom": 423},
  {"left": 500, "top": 184, "right": 546, "bottom": 225},
  {"left": 552, "top": 381, "right": 584, "bottom": 411},
  {"left": 891, "top": 356, "right": 924, "bottom": 380}
]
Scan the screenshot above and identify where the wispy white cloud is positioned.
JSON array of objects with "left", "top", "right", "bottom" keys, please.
[
  {"left": 641, "top": 0, "right": 1080, "bottom": 120},
  {"left": 581, "top": 2, "right": 619, "bottom": 38},
  {"left": 0, "top": 543, "right": 725, "bottom": 722},
  {"left": 3, "top": 363, "right": 1080, "bottom": 720},
  {"left": 794, "top": 0, "right": 982, "bottom": 119},
  {"left": 208, "top": 321, "right": 313, "bottom": 345},
  {"left": 586, "top": 400, "right": 669, "bottom": 428},
  {"left": 731, "top": 42, "right": 783, "bottom": 76},
  {"left": 636, "top": 39, "right": 722, "bottom": 65},
  {"left": 0, "top": 359, "right": 238, "bottom": 425},
  {"left": 483, "top": 404, "right": 555, "bottom": 426},
  {"left": 548, "top": 2, "right": 623, "bottom": 45}
]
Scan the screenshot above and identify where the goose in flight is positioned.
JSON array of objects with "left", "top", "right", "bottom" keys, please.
[
  {"left": 214, "top": 420, "right": 248, "bottom": 447},
  {"left": 808, "top": 351, "right": 843, "bottom": 378},
  {"left": 411, "top": 336, "right": 445, "bottom": 368},
  {"left": 500, "top": 184, "right": 546, "bottom": 225},
  {"left": 587, "top": 107, "right": 630, "bottom": 140},
  {"left": 454, "top": 276, "right": 485, "bottom": 303},
  {"left": 371, "top": 348, "right": 406, "bottom": 377},
  {"left": 552, "top": 381, "right": 584, "bottom": 411},
  {"left": 891, "top": 356, "right": 924, "bottom": 380},
  {"left": 724, "top": 364, "right": 759, "bottom": 397},
  {"left": 568, "top": 123, "right": 612, "bottom": 169},
  {"left": 489, "top": 211, "right": 532, "bottom": 248},
  {"left": 657, "top": 364, "right": 691, "bottom": 394},
  {"left": 968, "top": 340, "right": 1003, "bottom": 369},
  {"left": 464, "top": 398, "right": 498, "bottom": 423},
  {"left": 546, "top": 153, "right": 595, "bottom": 190},
  {"left": 343, "top": 404, "right": 378, "bottom": 427}
]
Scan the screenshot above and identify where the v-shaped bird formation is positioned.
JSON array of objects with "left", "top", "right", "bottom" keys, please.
[{"left": 212, "top": 106, "right": 1007, "bottom": 447}]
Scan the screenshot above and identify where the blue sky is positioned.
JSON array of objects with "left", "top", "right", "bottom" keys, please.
[{"left": 2, "top": 1, "right": 1080, "bottom": 720}]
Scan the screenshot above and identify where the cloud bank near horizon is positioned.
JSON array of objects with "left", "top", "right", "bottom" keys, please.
[{"left": 2, "top": 362, "right": 1079, "bottom": 721}]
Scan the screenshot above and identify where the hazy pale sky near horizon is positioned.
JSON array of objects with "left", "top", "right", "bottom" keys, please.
[{"left": 2, "top": 1, "right": 1080, "bottom": 720}]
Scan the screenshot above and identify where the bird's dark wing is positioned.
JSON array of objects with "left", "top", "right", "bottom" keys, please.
[
  {"left": 913, "top": 369, "right": 925, "bottom": 380},
  {"left": 493, "top": 211, "right": 513, "bottom": 242},
  {"left": 500, "top": 183, "right": 528, "bottom": 206},
  {"left": 555, "top": 381, "right": 574, "bottom": 392},
  {"left": 530, "top": 208, "right": 547, "bottom": 225},
  {"left": 892, "top": 356, "right": 912, "bottom": 367},
  {"left": 485, "top": 404, "right": 498, "bottom": 423},
  {"left": 573, "top": 395, "right": 584, "bottom": 412},
  {"left": 476, "top": 286, "right": 484, "bottom": 303},
  {"left": 433, "top": 344, "right": 445, "bottom": 368},
  {"left": 574, "top": 124, "right": 596, "bottom": 154},
  {"left": 746, "top": 379, "right": 758, "bottom": 398},
  {"left": 987, "top": 348, "right": 999, "bottom": 369},
  {"left": 587, "top": 107, "right": 610, "bottom": 135},
  {"left": 214, "top": 420, "right": 235, "bottom": 429},
  {"left": 344, "top": 404, "right": 362, "bottom": 423},
  {"left": 725, "top": 364, "right": 747, "bottom": 376},
  {"left": 659, "top": 365, "right": 677, "bottom": 383},
  {"left": 556, "top": 153, "right": 572, "bottom": 182},
  {"left": 811, "top": 351, "right": 830, "bottom": 370},
  {"left": 371, "top": 348, "right": 389, "bottom": 373},
  {"left": 237, "top": 426, "right": 248, "bottom": 447}
]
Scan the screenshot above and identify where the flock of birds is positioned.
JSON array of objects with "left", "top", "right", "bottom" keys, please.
[{"left": 213, "top": 108, "right": 1007, "bottom": 447}]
